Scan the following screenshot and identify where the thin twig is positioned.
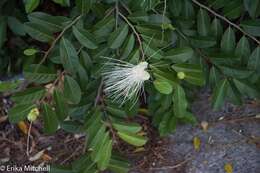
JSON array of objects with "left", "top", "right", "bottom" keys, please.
[
  {"left": 39, "top": 71, "right": 65, "bottom": 104},
  {"left": 61, "top": 146, "right": 83, "bottom": 164},
  {"left": 26, "top": 121, "right": 33, "bottom": 156},
  {"left": 120, "top": 1, "right": 132, "bottom": 14},
  {"left": 118, "top": 12, "right": 145, "bottom": 60},
  {"left": 161, "top": 0, "right": 167, "bottom": 42},
  {"left": 191, "top": 0, "right": 260, "bottom": 45},
  {"left": 115, "top": 0, "right": 119, "bottom": 29},
  {"left": 94, "top": 79, "right": 104, "bottom": 107},
  {"left": 104, "top": 7, "right": 115, "bottom": 19},
  {"left": 149, "top": 158, "right": 191, "bottom": 170},
  {"left": 37, "top": 15, "right": 82, "bottom": 69}
]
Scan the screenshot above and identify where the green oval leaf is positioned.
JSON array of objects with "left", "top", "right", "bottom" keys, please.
[
  {"left": 42, "top": 103, "right": 59, "bottom": 134},
  {"left": 108, "top": 24, "right": 129, "bottom": 49},
  {"left": 72, "top": 26, "right": 98, "bottom": 49},
  {"left": 153, "top": 79, "right": 173, "bottom": 95},
  {"left": 248, "top": 47, "right": 260, "bottom": 74},
  {"left": 212, "top": 79, "right": 229, "bottom": 111},
  {"left": 117, "top": 131, "right": 148, "bottom": 147},
  {"left": 221, "top": 27, "right": 236, "bottom": 53},
  {"left": 24, "top": 22, "right": 54, "bottom": 42},
  {"left": 241, "top": 19, "right": 260, "bottom": 37},
  {"left": 11, "top": 87, "right": 45, "bottom": 104},
  {"left": 54, "top": 89, "right": 68, "bottom": 121},
  {"left": 64, "top": 75, "right": 82, "bottom": 104},
  {"left": 59, "top": 37, "right": 80, "bottom": 75},
  {"left": 24, "top": 64, "right": 57, "bottom": 84},
  {"left": 24, "top": 48, "right": 38, "bottom": 56},
  {"left": 197, "top": 9, "right": 210, "bottom": 36},
  {"left": 8, "top": 104, "right": 36, "bottom": 123}
]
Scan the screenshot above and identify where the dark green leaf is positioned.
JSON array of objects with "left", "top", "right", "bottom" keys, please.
[
  {"left": 169, "top": 0, "right": 182, "bottom": 16},
  {"left": 220, "top": 66, "right": 254, "bottom": 79},
  {"left": 28, "top": 12, "right": 70, "bottom": 32},
  {"left": 197, "top": 9, "right": 210, "bottom": 36},
  {"left": 227, "top": 80, "right": 242, "bottom": 105},
  {"left": 159, "top": 111, "right": 177, "bottom": 136},
  {"left": 24, "top": 22, "right": 54, "bottom": 42},
  {"left": 7, "top": 17, "right": 26, "bottom": 36},
  {"left": 223, "top": 0, "right": 243, "bottom": 19},
  {"left": 76, "top": 0, "right": 96, "bottom": 14},
  {"left": 64, "top": 75, "right": 82, "bottom": 104},
  {"left": 143, "top": 42, "right": 163, "bottom": 59},
  {"left": 42, "top": 103, "right": 59, "bottom": 134},
  {"left": 235, "top": 36, "right": 250, "bottom": 64},
  {"left": 23, "top": 64, "right": 57, "bottom": 84},
  {"left": 93, "top": 16, "right": 115, "bottom": 39},
  {"left": 108, "top": 156, "right": 130, "bottom": 173},
  {"left": 172, "top": 64, "right": 205, "bottom": 86},
  {"left": 121, "top": 34, "right": 135, "bottom": 59},
  {"left": 212, "top": 79, "right": 228, "bottom": 110},
  {"left": 164, "top": 47, "right": 194, "bottom": 63},
  {"left": 189, "top": 36, "right": 216, "bottom": 48},
  {"left": 172, "top": 85, "right": 188, "bottom": 117},
  {"left": 233, "top": 79, "right": 260, "bottom": 98},
  {"left": 248, "top": 47, "right": 260, "bottom": 74},
  {"left": 72, "top": 26, "right": 98, "bottom": 49},
  {"left": 11, "top": 87, "right": 45, "bottom": 104},
  {"left": 60, "top": 121, "right": 83, "bottom": 133},
  {"left": 54, "top": 89, "right": 68, "bottom": 121},
  {"left": 210, "top": 18, "right": 223, "bottom": 40},
  {"left": 59, "top": 37, "right": 80, "bottom": 75},
  {"left": 209, "top": 66, "right": 221, "bottom": 87},
  {"left": 221, "top": 27, "right": 236, "bottom": 53},
  {"left": 240, "top": 20, "right": 260, "bottom": 36},
  {"left": 0, "top": 17, "right": 7, "bottom": 48},
  {"left": 108, "top": 24, "right": 129, "bottom": 49},
  {"left": 107, "top": 106, "right": 127, "bottom": 118},
  {"left": 8, "top": 104, "right": 36, "bottom": 123},
  {"left": 243, "top": 0, "right": 260, "bottom": 18},
  {"left": 128, "top": 12, "right": 149, "bottom": 23}
]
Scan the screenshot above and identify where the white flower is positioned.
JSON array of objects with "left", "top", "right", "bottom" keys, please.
[{"left": 102, "top": 58, "right": 150, "bottom": 104}]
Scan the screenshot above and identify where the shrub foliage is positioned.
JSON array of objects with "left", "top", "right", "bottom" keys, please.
[{"left": 1, "top": 0, "right": 260, "bottom": 172}]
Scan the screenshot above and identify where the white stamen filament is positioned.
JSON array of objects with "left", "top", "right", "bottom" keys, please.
[{"left": 102, "top": 60, "right": 150, "bottom": 104}]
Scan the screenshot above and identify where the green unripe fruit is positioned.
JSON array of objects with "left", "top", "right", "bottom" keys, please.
[{"left": 177, "top": 72, "right": 185, "bottom": 79}]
